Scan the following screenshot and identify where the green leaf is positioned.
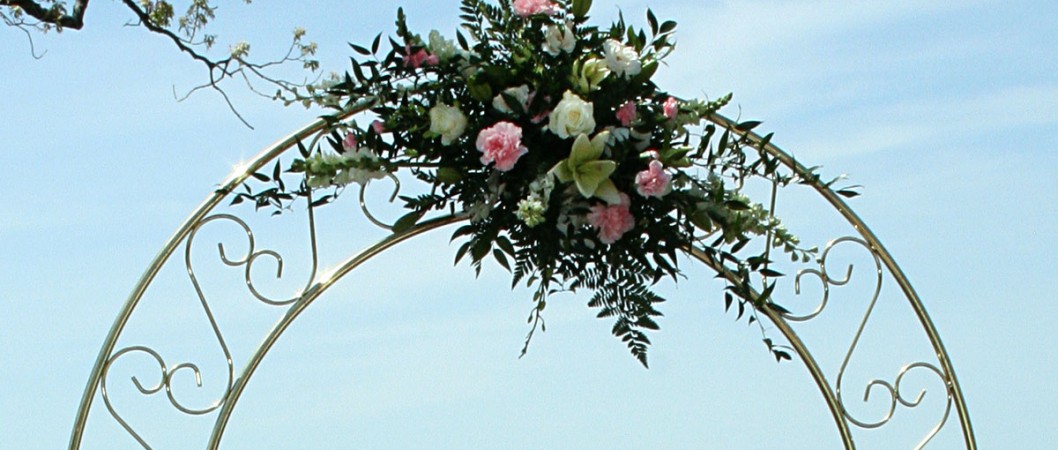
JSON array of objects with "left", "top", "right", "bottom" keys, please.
[
  {"left": 495, "top": 235, "right": 516, "bottom": 256},
  {"left": 456, "top": 31, "right": 470, "bottom": 51},
  {"left": 492, "top": 249, "right": 511, "bottom": 272},
  {"left": 758, "top": 132, "right": 774, "bottom": 151},
  {"left": 757, "top": 281, "right": 776, "bottom": 306},
  {"left": 436, "top": 167, "right": 462, "bottom": 184},
  {"left": 350, "top": 43, "right": 372, "bottom": 56},
  {"left": 632, "top": 60, "right": 659, "bottom": 84},
  {"left": 572, "top": 0, "right": 593, "bottom": 19},
  {"left": 690, "top": 210, "right": 713, "bottom": 231},
  {"left": 658, "top": 20, "right": 677, "bottom": 34},
  {"left": 391, "top": 210, "right": 424, "bottom": 233},
  {"left": 637, "top": 317, "right": 660, "bottom": 331},
  {"left": 450, "top": 225, "right": 476, "bottom": 242},
  {"left": 454, "top": 241, "right": 473, "bottom": 265},
  {"left": 500, "top": 91, "right": 527, "bottom": 116},
  {"left": 471, "top": 238, "right": 491, "bottom": 262},
  {"left": 351, "top": 57, "right": 366, "bottom": 82},
  {"left": 735, "top": 120, "right": 762, "bottom": 132},
  {"left": 760, "top": 268, "right": 785, "bottom": 278},
  {"left": 717, "top": 129, "right": 730, "bottom": 157},
  {"left": 646, "top": 9, "right": 658, "bottom": 35},
  {"left": 468, "top": 78, "right": 493, "bottom": 102},
  {"left": 371, "top": 33, "right": 382, "bottom": 54},
  {"left": 724, "top": 199, "right": 750, "bottom": 211}
]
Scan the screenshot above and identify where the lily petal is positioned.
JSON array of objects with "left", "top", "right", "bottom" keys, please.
[
  {"left": 569, "top": 133, "right": 603, "bottom": 166},
  {"left": 594, "top": 179, "right": 622, "bottom": 205},
  {"left": 573, "top": 160, "right": 617, "bottom": 198},
  {"left": 550, "top": 160, "right": 575, "bottom": 183},
  {"left": 590, "top": 131, "right": 610, "bottom": 155}
]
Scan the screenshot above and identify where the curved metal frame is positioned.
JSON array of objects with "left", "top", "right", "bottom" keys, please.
[{"left": 68, "top": 109, "right": 977, "bottom": 449}]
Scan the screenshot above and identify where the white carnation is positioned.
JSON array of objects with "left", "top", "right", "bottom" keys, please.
[
  {"left": 429, "top": 104, "right": 468, "bottom": 145},
  {"left": 428, "top": 30, "right": 457, "bottom": 62},
  {"left": 335, "top": 148, "right": 386, "bottom": 186},
  {"left": 543, "top": 22, "right": 576, "bottom": 56},
  {"left": 492, "top": 85, "right": 531, "bottom": 114},
  {"left": 602, "top": 39, "right": 642, "bottom": 79}
]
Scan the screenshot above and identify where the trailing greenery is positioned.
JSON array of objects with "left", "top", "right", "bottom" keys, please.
[{"left": 233, "top": 0, "right": 857, "bottom": 367}]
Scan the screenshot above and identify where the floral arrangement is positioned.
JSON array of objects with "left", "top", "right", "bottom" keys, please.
[{"left": 238, "top": 0, "right": 825, "bottom": 367}]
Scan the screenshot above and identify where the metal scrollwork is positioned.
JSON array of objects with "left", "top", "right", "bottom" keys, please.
[
  {"left": 785, "top": 237, "right": 953, "bottom": 448},
  {"left": 100, "top": 346, "right": 167, "bottom": 449},
  {"left": 99, "top": 202, "right": 321, "bottom": 448},
  {"left": 212, "top": 207, "right": 319, "bottom": 306},
  {"left": 73, "top": 110, "right": 975, "bottom": 450},
  {"left": 358, "top": 173, "right": 402, "bottom": 231}
]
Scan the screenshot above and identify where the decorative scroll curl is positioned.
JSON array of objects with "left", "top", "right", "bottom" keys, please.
[
  {"left": 72, "top": 107, "right": 975, "bottom": 450},
  {"left": 99, "top": 203, "right": 320, "bottom": 448},
  {"left": 101, "top": 346, "right": 226, "bottom": 448},
  {"left": 782, "top": 237, "right": 953, "bottom": 448},
  {"left": 358, "top": 173, "right": 402, "bottom": 231}
]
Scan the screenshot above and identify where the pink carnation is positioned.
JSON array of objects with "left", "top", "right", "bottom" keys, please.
[
  {"left": 587, "top": 194, "right": 635, "bottom": 244},
  {"left": 404, "top": 46, "right": 437, "bottom": 69},
  {"left": 616, "top": 100, "right": 637, "bottom": 127},
  {"left": 342, "top": 131, "right": 357, "bottom": 151},
  {"left": 663, "top": 96, "right": 679, "bottom": 119},
  {"left": 476, "top": 121, "right": 528, "bottom": 171},
  {"left": 513, "top": 0, "right": 558, "bottom": 17},
  {"left": 371, "top": 120, "right": 386, "bottom": 134},
  {"left": 635, "top": 159, "right": 672, "bottom": 198}
]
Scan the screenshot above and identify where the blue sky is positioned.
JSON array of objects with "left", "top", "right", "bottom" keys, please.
[{"left": 2, "top": 0, "right": 1057, "bottom": 448}]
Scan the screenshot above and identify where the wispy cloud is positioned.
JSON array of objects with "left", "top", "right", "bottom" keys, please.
[
  {"left": 626, "top": 0, "right": 1056, "bottom": 160},
  {"left": 792, "top": 84, "right": 1058, "bottom": 158}
]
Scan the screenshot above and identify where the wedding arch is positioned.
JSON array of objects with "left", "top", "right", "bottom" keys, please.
[{"left": 69, "top": 1, "right": 976, "bottom": 448}]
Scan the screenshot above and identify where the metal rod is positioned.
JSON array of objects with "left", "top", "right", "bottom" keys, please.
[
  {"left": 707, "top": 112, "right": 977, "bottom": 449},
  {"left": 68, "top": 101, "right": 375, "bottom": 449},
  {"left": 687, "top": 247, "right": 857, "bottom": 449},
  {"left": 69, "top": 105, "right": 975, "bottom": 450},
  {"left": 206, "top": 214, "right": 466, "bottom": 449}
]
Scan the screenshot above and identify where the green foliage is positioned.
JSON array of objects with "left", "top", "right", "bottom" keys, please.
[{"left": 233, "top": 0, "right": 834, "bottom": 367}]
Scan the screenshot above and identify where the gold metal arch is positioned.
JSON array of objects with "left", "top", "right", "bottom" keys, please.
[{"left": 69, "top": 105, "right": 977, "bottom": 449}]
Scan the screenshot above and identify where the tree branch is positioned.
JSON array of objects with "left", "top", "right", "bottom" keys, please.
[
  {"left": 0, "top": 0, "right": 89, "bottom": 30},
  {"left": 118, "top": 0, "right": 219, "bottom": 70},
  {"left": 6, "top": 0, "right": 323, "bottom": 128}
]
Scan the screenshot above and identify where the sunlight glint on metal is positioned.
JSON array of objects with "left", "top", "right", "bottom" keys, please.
[{"left": 68, "top": 107, "right": 976, "bottom": 450}]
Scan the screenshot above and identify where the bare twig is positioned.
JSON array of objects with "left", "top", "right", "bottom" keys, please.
[
  {"left": 2, "top": 9, "right": 47, "bottom": 58},
  {"left": 5, "top": 0, "right": 323, "bottom": 127}
]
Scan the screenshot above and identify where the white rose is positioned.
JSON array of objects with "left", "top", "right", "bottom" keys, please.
[
  {"left": 548, "top": 90, "right": 596, "bottom": 139},
  {"left": 492, "top": 85, "right": 531, "bottom": 114},
  {"left": 543, "top": 22, "right": 576, "bottom": 56},
  {"left": 428, "top": 30, "right": 457, "bottom": 62},
  {"left": 603, "top": 39, "right": 641, "bottom": 79},
  {"left": 429, "top": 104, "right": 467, "bottom": 145}
]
